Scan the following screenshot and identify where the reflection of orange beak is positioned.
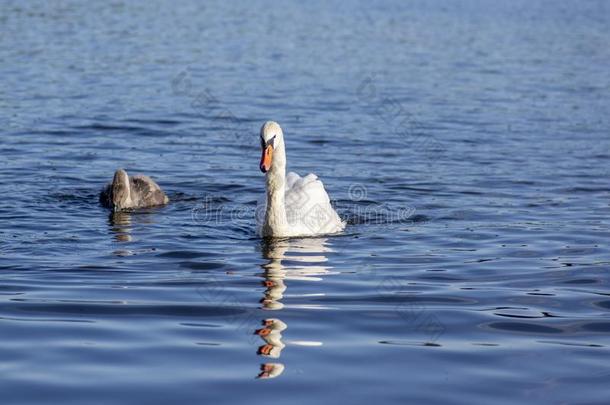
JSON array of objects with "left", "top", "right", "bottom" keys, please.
[
  {"left": 258, "top": 344, "right": 274, "bottom": 356},
  {"left": 260, "top": 145, "right": 273, "bottom": 173},
  {"left": 255, "top": 328, "right": 272, "bottom": 336}
]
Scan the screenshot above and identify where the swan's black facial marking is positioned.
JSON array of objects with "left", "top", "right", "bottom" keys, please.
[{"left": 261, "top": 135, "right": 276, "bottom": 149}]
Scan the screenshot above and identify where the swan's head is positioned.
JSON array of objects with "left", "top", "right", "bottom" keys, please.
[
  {"left": 111, "top": 169, "right": 131, "bottom": 211},
  {"left": 259, "top": 121, "right": 284, "bottom": 173}
]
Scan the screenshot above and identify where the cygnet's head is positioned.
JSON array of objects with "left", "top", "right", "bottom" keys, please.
[
  {"left": 259, "top": 121, "right": 284, "bottom": 173},
  {"left": 111, "top": 169, "right": 131, "bottom": 211}
]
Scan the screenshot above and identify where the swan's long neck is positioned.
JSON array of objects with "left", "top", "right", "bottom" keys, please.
[{"left": 264, "top": 141, "right": 288, "bottom": 237}]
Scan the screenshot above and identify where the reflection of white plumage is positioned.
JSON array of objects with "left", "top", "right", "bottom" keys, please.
[
  {"left": 256, "top": 121, "right": 345, "bottom": 238},
  {"left": 262, "top": 238, "right": 332, "bottom": 284},
  {"left": 256, "top": 318, "right": 287, "bottom": 358},
  {"left": 254, "top": 238, "right": 329, "bottom": 379},
  {"left": 257, "top": 363, "right": 285, "bottom": 379}
]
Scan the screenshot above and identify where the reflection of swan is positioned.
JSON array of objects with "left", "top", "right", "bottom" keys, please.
[
  {"left": 256, "top": 121, "right": 345, "bottom": 237},
  {"left": 257, "top": 363, "right": 285, "bottom": 379},
  {"left": 256, "top": 318, "right": 287, "bottom": 358},
  {"left": 254, "top": 237, "right": 330, "bottom": 379},
  {"left": 100, "top": 169, "right": 169, "bottom": 212},
  {"left": 106, "top": 211, "right": 158, "bottom": 256},
  {"left": 261, "top": 275, "right": 287, "bottom": 310},
  {"left": 108, "top": 211, "right": 132, "bottom": 243},
  {"left": 260, "top": 237, "right": 333, "bottom": 310}
]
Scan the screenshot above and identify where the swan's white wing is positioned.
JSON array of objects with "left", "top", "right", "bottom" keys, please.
[
  {"left": 284, "top": 172, "right": 345, "bottom": 237},
  {"left": 256, "top": 172, "right": 345, "bottom": 237},
  {"left": 286, "top": 172, "right": 301, "bottom": 190}
]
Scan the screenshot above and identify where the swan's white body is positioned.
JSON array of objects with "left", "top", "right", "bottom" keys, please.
[{"left": 256, "top": 122, "right": 345, "bottom": 238}]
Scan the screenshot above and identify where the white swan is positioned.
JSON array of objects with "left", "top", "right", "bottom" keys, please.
[{"left": 256, "top": 121, "right": 345, "bottom": 238}]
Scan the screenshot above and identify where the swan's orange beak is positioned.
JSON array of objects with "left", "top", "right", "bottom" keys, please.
[{"left": 260, "top": 144, "right": 273, "bottom": 173}]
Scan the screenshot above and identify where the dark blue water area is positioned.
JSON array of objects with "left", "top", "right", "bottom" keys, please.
[{"left": 1, "top": 1, "right": 610, "bottom": 404}]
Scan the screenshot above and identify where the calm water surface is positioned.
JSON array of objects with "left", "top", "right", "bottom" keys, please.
[{"left": 1, "top": 1, "right": 610, "bottom": 404}]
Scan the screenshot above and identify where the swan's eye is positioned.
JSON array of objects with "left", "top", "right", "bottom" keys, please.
[{"left": 261, "top": 135, "right": 276, "bottom": 148}]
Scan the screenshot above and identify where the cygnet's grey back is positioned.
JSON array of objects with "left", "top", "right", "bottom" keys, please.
[{"left": 129, "top": 174, "right": 170, "bottom": 207}]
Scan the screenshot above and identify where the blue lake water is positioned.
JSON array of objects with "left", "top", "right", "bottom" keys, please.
[{"left": 1, "top": 1, "right": 609, "bottom": 403}]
